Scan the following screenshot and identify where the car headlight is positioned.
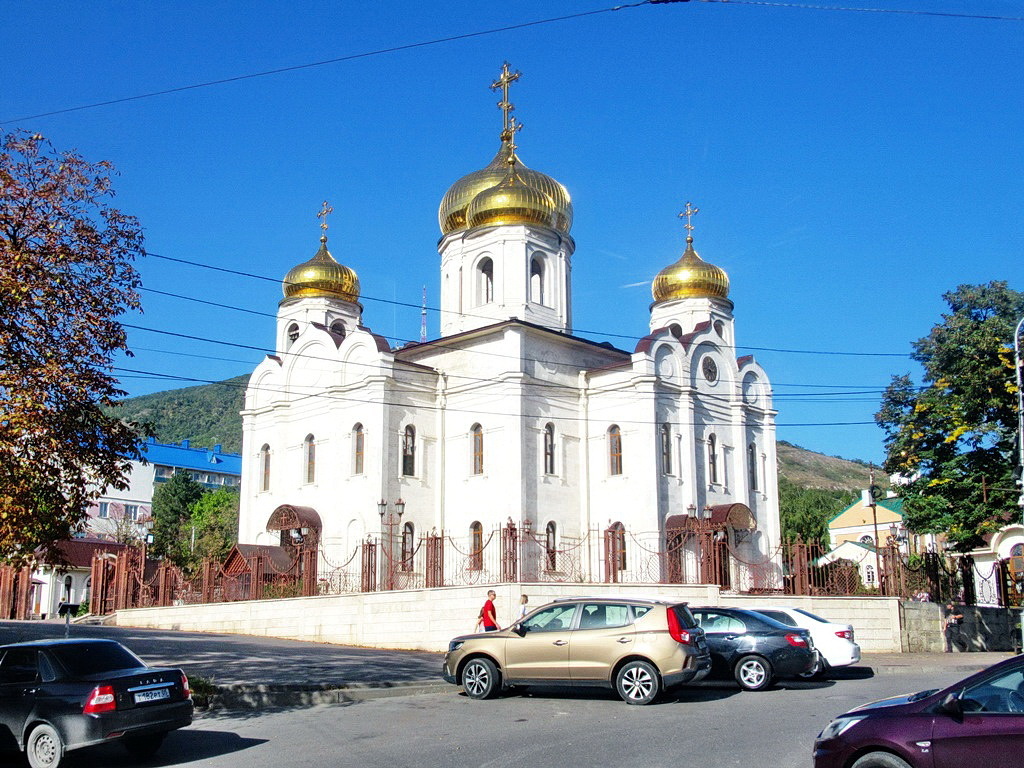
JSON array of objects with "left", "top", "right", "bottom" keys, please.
[
  {"left": 448, "top": 640, "right": 465, "bottom": 653},
  {"left": 818, "top": 716, "right": 865, "bottom": 741}
]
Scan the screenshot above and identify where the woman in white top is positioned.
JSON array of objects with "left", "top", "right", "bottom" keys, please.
[{"left": 516, "top": 594, "right": 529, "bottom": 621}]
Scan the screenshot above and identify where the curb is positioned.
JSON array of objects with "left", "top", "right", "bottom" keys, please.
[{"left": 203, "top": 680, "right": 449, "bottom": 711}]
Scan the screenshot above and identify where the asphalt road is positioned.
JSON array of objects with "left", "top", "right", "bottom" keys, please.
[{"left": 36, "top": 666, "right": 972, "bottom": 768}]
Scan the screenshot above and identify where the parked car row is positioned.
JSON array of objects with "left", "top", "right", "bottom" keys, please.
[{"left": 442, "top": 597, "right": 862, "bottom": 704}]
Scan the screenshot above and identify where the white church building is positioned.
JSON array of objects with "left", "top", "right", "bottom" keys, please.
[{"left": 236, "top": 65, "right": 780, "bottom": 591}]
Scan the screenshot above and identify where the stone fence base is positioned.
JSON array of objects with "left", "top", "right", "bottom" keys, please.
[{"left": 901, "top": 601, "right": 1023, "bottom": 653}]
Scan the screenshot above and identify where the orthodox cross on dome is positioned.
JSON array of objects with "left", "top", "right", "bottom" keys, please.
[
  {"left": 317, "top": 200, "right": 334, "bottom": 237},
  {"left": 490, "top": 61, "right": 522, "bottom": 137},
  {"left": 678, "top": 201, "right": 699, "bottom": 241}
]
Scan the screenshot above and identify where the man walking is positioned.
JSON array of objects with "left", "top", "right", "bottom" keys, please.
[
  {"left": 475, "top": 589, "right": 498, "bottom": 632},
  {"left": 943, "top": 603, "right": 964, "bottom": 652}
]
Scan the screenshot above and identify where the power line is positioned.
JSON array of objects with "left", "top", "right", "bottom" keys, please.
[{"left": 692, "top": 0, "right": 1024, "bottom": 22}]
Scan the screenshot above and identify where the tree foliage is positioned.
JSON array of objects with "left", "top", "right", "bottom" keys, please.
[
  {"left": 0, "top": 131, "right": 145, "bottom": 563},
  {"left": 876, "top": 282, "right": 1024, "bottom": 550},
  {"left": 187, "top": 487, "right": 239, "bottom": 572},
  {"left": 150, "top": 472, "right": 206, "bottom": 567},
  {"left": 778, "top": 476, "right": 858, "bottom": 548}
]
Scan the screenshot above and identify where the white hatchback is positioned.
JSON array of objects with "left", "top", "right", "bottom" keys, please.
[{"left": 743, "top": 606, "right": 860, "bottom": 677}]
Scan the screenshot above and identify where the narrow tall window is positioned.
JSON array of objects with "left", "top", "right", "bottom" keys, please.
[
  {"left": 402, "top": 425, "right": 416, "bottom": 477},
  {"left": 353, "top": 424, "right": 364, "bottom": 474},
  {"left": 479, "top": 258, "right": 494, "bottom": 304},
  {"left": 304, "top": 434, "right": 316, "bottom": 484},
  {"left": 471, "top": 424, "right": 484, "bottom": 475},
  {"left": 401, "top": 522, "right": 415, "bottom": 572},
  {"left": 747, "top": 442, "right": 758, "bottom": 491},
  {"left": 545, "top": 521, "right": 557, "bottom": 570},
  {"left": 470, "top": 521, "right": 483, "bottom": 570},
  {"left": 611, "top": 521, "right": 627, "bottom": 571},
  {"left": 543, "top": 423, "right": 556, "bottom": 475},
  {"left": 660, "top": 423, "right": 672, "bottom": 474},
  {"left": 608, "top": 425, "right": 623, "bottom": 476},
  {"left": 260, "top": 444, "right": 271, "bottom": 492},
  {"left": 287, "top": 323, "right": 300, "bottom": 346},
  {"left": 530, "top": 257, "right": 544, "bottom": 305},
  {"left": 707, "top": 433, "right": 718, "bottom": 485}
]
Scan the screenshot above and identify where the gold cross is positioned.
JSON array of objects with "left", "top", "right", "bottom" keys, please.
[
  {"left": 317, "top": 200, "right": 334, "bottom": 233},
  {"left": 678, "top": 201, "right": 700, "bottom": 235},
  {"left": 503, "top": 116, "right": 523, "bottom": 165},
  {"left": 490, "top": 61, "right": 521, "bottom": 134}
]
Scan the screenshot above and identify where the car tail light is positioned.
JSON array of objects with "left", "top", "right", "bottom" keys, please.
[
  {"left": 84, "top": 685, "right": 117, "bottom": 714},
  {"left": 182, "top": 673, "right": 191, "bottom": 699},
  {"left": 785, "top": 633, "right": 808, "bottom": 648},
  {"left": 835, "top": 630, "right": 853, "bottom": 641},
  {"left": 667, "top": 609, "right": 692, "bottom": 645}
]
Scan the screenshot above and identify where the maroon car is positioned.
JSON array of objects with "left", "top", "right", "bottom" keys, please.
[{"left": 813, "top": 653, "right": 1024, "bottom": 768}]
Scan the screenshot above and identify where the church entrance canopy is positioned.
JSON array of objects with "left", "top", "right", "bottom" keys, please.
[
  {"left": 664, "top": 503, "right": 755, "bottom": 532},
  {"left": 266, "top": 505, "right": 322, "bottom": 546}
]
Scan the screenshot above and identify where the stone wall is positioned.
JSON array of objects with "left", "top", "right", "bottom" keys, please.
[
  {"left": 115, "top": 583, "right": 907, "bottom": 653},
  {"left": 901, "top": 601, "right": 1023, "bottom": 653}
]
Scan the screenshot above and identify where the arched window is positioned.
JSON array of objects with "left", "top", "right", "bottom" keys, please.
[
  {"left": 479, "top": 258, "right": 494, "bottom": 304},
  {"left": 747, "top": 442, "right": 758, "bottom": 491},
  {"left": 543, "top": 423, "right": 556, "bottom": 475},
  {"left": 470, "top": 521, "right": 483, "bottom": 570},
  {"left": 707, "top": 433, "right": 718, "bottom": 485},
  {"left": 660, "top": 423, "right": 672, "bottom": 475},
  {"left": 608, "top": 425, "right": 623, "bottom": 476},
  {"left": 287, "top": 323, "right": 300, "bottom": 347},
  {"left": 860, "top": 535, "right": 874, "bottom": 545},
  {"left": 1012, "top": 544, "right": 1024, "bottom": 558},
  {"left": 329, "top": 320, "right": 347, "bottom": 340},
  {"left": 530, "top": 257, "right": 545, "bottom": 305},
  {"left": 545, "top": 521, "right": 557, "bottom": 570},
  {"left": 402, "top": 425, "right": 416, "bottom": 477},
  {"left": 865, "top": 564, "right": 876, "bottom": 584},
  {"left": 401, "top": 522, "right": 415, "bottom": 572},
  {"left": 259, "top": 444, "right": 271, "bottom": 492},
  {"left": 304, "top": 434, "right": 316, "bottom": 484},
  {"left": 471, "top": 424, "right": 484, "bottom": 475},
  {"left": 610, "top": 521, "right": 627, "bottom": 571},
  {"left": 353, "top": 424, "right": 364, "bottom": 474}
]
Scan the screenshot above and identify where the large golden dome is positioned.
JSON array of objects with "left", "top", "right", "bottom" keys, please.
[
  {"left": 652, "top": 237, "right": 730, "bottom": 302},
  {"left": 438, "top": 145, "right": 573, "bottom": 236},
  {"left": 466, "top": 167, "right": 557, "bottom": 229},
  {"left": 282, "top": 236, "right": 360, "bottom": 303}
]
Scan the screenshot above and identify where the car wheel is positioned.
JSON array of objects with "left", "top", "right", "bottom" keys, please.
[
  {"left": 734, "top": 655, "right": 773, "bottom": 691},
  {"left": 798, "top": 656, "right": 827, "bottom": 679},
  {"left": 123, "top": 732, "right": 167, "bottom": 759},
  {"left": 851, "top": 752, "right": 912, "bottom": 768},
  {"left": 615, "top": 660, "right": 661, "bottom": 705},
  {"left": 26, "top": 724, "right": 64, "bottom": 768},
  {"left": 461, "top": 657, "right": 500, "bottom": 699}
]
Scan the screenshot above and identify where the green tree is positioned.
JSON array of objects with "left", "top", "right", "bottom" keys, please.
[
  {"left": 0, "top": 131, "right": 145, "bottom": 564},
  {"left": 876, "top": 281, "right": 1024, "bottom": 550},
  {"left": 778, "top": 476, "right": 857, "bottom": 548},
  {"left": 186, "top": 487, "right": 239, "bottom": 572},
  {"left": 151, "top": 472, "right": 206, "bottom": 567}
]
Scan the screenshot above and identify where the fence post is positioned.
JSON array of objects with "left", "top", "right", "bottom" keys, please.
[
  {"left": 361, "top": 540, "right": 378, "bottom": 593},
  {"left": 425, "top": 533, "right": 444, "bottom": 588},
  {"left": 501, "top": 521, "right": 519, "bottom": 583}
]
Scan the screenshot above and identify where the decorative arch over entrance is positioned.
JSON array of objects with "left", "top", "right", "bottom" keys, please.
[{"left": 266, "top": 504, "right": 322, "bottom": 547}]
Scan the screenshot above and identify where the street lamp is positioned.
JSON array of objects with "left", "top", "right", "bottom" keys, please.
[{"left": 378, "top": 498, "right": 405, "bottom": 590}]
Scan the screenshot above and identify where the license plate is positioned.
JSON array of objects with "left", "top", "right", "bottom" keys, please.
[{"left": 133, "top": 688, "right": 170, "bottom": 704}]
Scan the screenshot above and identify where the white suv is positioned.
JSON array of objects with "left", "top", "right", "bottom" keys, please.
[{"left": 744, "top": 606, "right": 860, "bottom": 677}]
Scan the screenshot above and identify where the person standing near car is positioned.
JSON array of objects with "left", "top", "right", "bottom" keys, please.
[
  {"left": 944, "top": 603, "right": 964, "bottom": 652},
  {"left": 515, "top": 594, "right": 529, "bottom": 622},
  {"left": 475, "top": 590, "right": 498, "bottom": 632}
]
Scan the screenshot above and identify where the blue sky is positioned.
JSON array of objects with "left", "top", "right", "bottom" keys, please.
[{"left": 3, "top": 1, "right": 1022, "bottom": 467}]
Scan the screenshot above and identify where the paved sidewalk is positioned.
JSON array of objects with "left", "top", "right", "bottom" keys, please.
[{"left": 1, "top": 620, "right": 1015, "bottom": 710}]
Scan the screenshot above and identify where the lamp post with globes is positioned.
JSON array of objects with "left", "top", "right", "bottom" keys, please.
[{"left": 378, "top": 498, "right": 405, "bottom": 591}]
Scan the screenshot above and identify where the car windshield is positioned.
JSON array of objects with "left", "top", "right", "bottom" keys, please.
[
  {"left": 49, "top": 642, "right": 146, "bottom": 676},
  {"left": 793, "top": 608, "right": 830, "bottom": 624}
]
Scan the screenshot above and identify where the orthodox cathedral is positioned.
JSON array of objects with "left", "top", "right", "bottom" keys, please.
[{"left": 236, "top": 64, "right": 780, "bottom": 585}]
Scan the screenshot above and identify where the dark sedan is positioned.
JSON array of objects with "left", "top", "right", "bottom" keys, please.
[
  {"left": 690, "top": 606, "right": 816, "bottom": 691},
  {"left": 0, "top": 638, "right": 192, "bottom": 768},
  {"left": 814, "top": 653, "right": 1024, "bottom": 768}
]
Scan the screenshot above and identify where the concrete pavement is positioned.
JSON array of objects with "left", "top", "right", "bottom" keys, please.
[{"left": 1, "top": 619, "right": 1014, "bottom": 710}]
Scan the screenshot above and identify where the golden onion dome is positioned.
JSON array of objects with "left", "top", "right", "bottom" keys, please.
[
  {"left": 466, "top": 168, "right": 557, "bottom": 229},
  {"left": 438, "top": 145, "right": 573, "bottom": 236},
  {"left": 282, "top": 236, "right": 360, "bottom": 303},
  {"left": 651, "top": 237, "right": 730, "bottom": 302}
]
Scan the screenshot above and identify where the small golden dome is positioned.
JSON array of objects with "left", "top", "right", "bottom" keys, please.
[
  {"left": 438, "top": 145, "right": 573, "bottom": 236},
  {"left": 652, "top": 237, "right": 730, "bottom": 302},
  {"left": 282, "top": 236, "right": 360, "bottom": 303}
]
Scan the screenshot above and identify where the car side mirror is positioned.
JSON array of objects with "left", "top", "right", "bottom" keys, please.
[
  {"left": 939, "top": 692, "right": 963, "bottom": 718},
  {"left": 515, "top": 624, "right": 528, "bottom": 637}
]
